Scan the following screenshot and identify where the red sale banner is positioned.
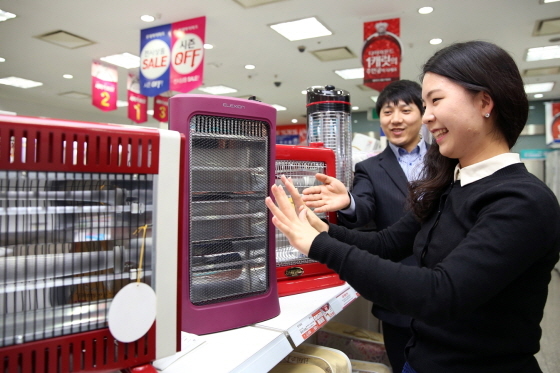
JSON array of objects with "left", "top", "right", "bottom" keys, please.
[
  {"left": 91, "top": 60, "right": 117, "bottom": 111},
  {"left": 127, "top": 73, "right": 147, "bottom": 124},
  {"left": 153, "top": 95, "right": 169, "bottom": 122},
  {"left": 170, "top": 16, "right": 205, "bottom": 93},
  {"left": 362, "top": 18, "right": 402, "bottom": 92},
  {"left": 545, "top": 102, "right": 560, "bottom": 144}
]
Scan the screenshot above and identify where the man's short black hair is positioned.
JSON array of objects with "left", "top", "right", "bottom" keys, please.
[{"left": 375, "top": 80, "right": 424, "bottom": 116}]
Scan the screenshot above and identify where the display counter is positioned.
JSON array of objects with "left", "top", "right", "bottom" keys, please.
[{"left": 157, "top": 283, "right": 358, "bottom": 372}]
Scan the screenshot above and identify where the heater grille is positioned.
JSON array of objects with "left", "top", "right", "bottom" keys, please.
[
  {"left": 0, "top": 171, "right": 155, "bottom": 348},
  {"left": 188, "top": 115, "right": 270, "bottom": 306},
  {"left": 274, "top": 160, "right": 327, "bottom": 266},
  {"left": 307, "top": 111, "right": 353, "bottom": 189}
]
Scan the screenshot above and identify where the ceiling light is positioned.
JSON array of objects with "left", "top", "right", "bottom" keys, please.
[
  {"left": 543, "top": 0, "right": 560, "bottom": 3},
  {"left": 0, "top": 57, "right": 5, "bottom": 62},
  {"left": 100, "top": 53, "right": 140, "bottom": 69},
  {"left": 147, "top": 109, "right": 154, "bottom": 115},
  {"left": 0, "top": 76, "right": 43, "bottom": 89},
  {"left": 418, "top": 7, "right": 433, "bottom": 14},
  {"left": 63, "top": 74, "right": 73, "bottom": 79},
  {"left": 204, "top": 44, "right": 214, "bottom": 49},
  {"left": 301, "top": 90, "right": 307, "bottom": 94},
  {"left": 334, "top": 68, "right": 364, "bottom": 80},
  {"left": 141, "top": 15, "right": 155, "bottom": 22},
  {"left": 245, "top": 64, "right": 256, "bottom": 70},
  {"left": 430, "top": 38, "right": 443, "bottom": 45},
  {"left": 524, "top": 82, "right": 554, "bottom": 93},
  {"left": 352, "top": 106, "right": 359, "bottom": 111},
  {"left": 371, "top": 96, "right": 379, "bottom": 102},
  {"left": 117, "top": 100, "right": 129, "bottom": 107},
  {"left": 534, "top": 93, "right": 544, "bottom": 98},
  {"left": 0, "top": 9, "right": 16, "bottom": 22},
  {"left": 526, "top": 45, "right": 560, "bottom": 61},
  {"left": 270, "top": 17, "right": 332, "bottom": 41},
  {"left": 272, "top": 104, "right": 287, "bottom": 111},
  {"left": 291, "top": 119, "right": 298, "bottom": 123},
  {"left": 198, "top": 85, "right": 238, "bottom": 94},
  {"left": 0, "top": 110, "right": 17, "bottom": 115}
]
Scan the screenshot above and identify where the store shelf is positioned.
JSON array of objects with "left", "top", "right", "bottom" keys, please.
[{"left": 157, "top": 283, "right": 358, "bottom": 372}]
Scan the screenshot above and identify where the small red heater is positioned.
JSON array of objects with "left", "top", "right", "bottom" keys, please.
[
  {"left": 275, "top": 144, "right": 344, "bottom": 297},
  {"left": 0, "top": 115, "right": 182, "bottom": 372}
]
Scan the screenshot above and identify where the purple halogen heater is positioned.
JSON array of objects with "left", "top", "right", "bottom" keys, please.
[{"left": 169, "top": 94, "right": 280, "bottom": 335}]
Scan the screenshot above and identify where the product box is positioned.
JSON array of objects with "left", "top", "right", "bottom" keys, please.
[{"left": 316, "top": 321, "right": 389, "bottom": 365}]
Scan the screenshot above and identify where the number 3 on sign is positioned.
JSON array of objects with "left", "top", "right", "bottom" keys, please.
[
  {"left": 158, "top": 106, "right": 167, "bottom": 120},
  {"left": 101, "top": 91, "right": 111, "bottom": 107}
]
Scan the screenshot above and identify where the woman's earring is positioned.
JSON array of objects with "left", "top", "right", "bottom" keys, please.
[{"left": 484, "top": 113, "right": 490, "bottom": 118}]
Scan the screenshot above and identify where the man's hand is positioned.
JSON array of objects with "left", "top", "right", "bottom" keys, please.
[{"left": 301, "top": 173, "right": 350, "bottom": 213}]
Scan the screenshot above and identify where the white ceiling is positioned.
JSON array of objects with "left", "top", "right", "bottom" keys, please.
[{"left": 0, "top": 0, "right": 559, "bottom": 128}]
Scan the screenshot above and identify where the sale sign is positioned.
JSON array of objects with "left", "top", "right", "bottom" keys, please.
[
  {"left": 127, "top": 73, "right": 148, "bottom": 124},
  {"left": 153, "top": 95, "right": 169, "bottom": 122},
  {"left": 545, "top": 102, "right": 560, "bottom": 145},
  {"left": 140, "top": 16, "right": 205, "bottom": 97},
  {"left": 170, "top": 17, "right": 205, "bottom": 93},
  {"left": 91, "top": 60, "right": 117, "bottom": 111},
  {"left": 362, "top": 18, "right": 402, "bottom": 92},
  {"left": 140, "top": 24, "right": 171, "bottom": 97}
]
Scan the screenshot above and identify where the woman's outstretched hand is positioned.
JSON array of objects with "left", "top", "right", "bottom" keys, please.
[{"left": 266, "top": 175, "right": 328, "bottom": 256}]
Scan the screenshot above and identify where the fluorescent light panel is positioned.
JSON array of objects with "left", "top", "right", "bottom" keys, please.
[
  {"left": 100, "top": 53, "right": 140, "bottom": 69},
  {"left": 270, "top": 17, "right": 332, "bottom": 41},
  {"left": 526, "top": 45, "right": 560, "bottom": 61},
  {"left": 0, "top": 9, "right": 16, "bottom": 22},
  {"left": 335, "top": 68, "right": 364, "bottom": 80},
  {"left": 0, "top": 76, "right": 43, "bottom": 88},
  {"left": 524, "top": 82, "right": 554, "bottom": 93},
  {"left": 198, "top": 85, "right": 238, "bottom": 94}
]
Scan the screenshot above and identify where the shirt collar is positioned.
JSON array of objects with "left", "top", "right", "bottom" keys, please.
[
  {"left": 454, "top": 153, "right": 521, "bottom": 186},
  {"left": 388, "top": 137, "right": 427, "bottom": 159}
]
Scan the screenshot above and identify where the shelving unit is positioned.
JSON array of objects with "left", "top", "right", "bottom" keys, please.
[{"left": 157, "top": 283, "right": 358, "bottom": 372}]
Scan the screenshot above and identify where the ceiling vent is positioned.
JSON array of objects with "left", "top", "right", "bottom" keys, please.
[
  {"left": 533, "top": 17, "right": 560, "bottom": 36},
  {"left": 523, "top": 66, "right": 560, "bottom": 77},
  {"left": 59, "top": 91, "right": 91, "bottom": 99},
  {"left": 35, "top": 30, "right": 95, "bottom": 49},
  {"left": 234, "top": 0, "right": 287, "bottom": 8},
  {"left": 311, "top": 47, "right": 355, "bottom": 62}
]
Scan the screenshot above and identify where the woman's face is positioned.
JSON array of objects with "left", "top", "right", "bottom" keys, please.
[{"left": 421, "top": 72, "right": 497, "bottom": 167}]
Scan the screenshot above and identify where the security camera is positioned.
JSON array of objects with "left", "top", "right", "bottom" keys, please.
[
  {"left": 298, "top": 45, "right": 306, "bottom": 53},
  {"left": 274, "top": 81, "right": 282, "bottom": 87}
]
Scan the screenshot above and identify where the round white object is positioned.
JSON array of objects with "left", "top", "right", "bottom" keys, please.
[{"left": 108, "top": 282, "right": 157, "bottom": 343}]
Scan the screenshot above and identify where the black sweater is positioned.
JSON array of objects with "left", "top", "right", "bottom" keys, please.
[{"left": 309, "top": 164, "right": 560, "bottom": 373}]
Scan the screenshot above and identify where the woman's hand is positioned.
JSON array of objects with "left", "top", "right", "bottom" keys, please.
[
  {"left": 301, "top": 173, "right": 350, "bottom": 213},
  {"left": 266, "top": 175, "right": 328, "bottom": 256}
]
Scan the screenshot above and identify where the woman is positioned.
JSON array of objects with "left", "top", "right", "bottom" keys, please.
[{"left": 266, "top": 41, "right": 560, "bottom": 373}]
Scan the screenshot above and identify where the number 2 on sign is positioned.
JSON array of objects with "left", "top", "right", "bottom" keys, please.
[{"left": 101, "top": 91, "right": 111, "bottom": 107}]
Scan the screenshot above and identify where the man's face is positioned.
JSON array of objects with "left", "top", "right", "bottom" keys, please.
[{"left": 379, "top": 100, "right": 423, "bottom": 152}]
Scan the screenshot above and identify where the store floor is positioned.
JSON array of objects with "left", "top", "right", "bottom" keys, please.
[{"left": 536, "top": 265, "right": 560, "bottom": 373}]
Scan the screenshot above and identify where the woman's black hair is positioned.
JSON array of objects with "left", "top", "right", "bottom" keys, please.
[
  {"left": 408, "top": 41, "right": 529, "bottom": 221},
  {"left": 375, "top": 79, "right": 424, "bottom": 116}
]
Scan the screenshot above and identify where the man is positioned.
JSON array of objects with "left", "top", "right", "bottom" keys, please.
[{"left": 301, "top": 79, "right": 428, "bottom": 373}]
